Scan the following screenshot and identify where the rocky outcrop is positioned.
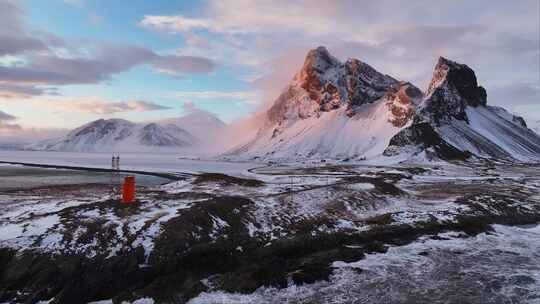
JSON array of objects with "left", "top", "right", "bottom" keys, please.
[
  {"left": 512, "top": 115, "right": 528, "bottom": 128},
  {"left": 267, "top": 46, "right": 399, "bottom": 125},
  {"left": 383, "top": 119, "right": 472, "bottom": 160},
  {"left": 385, "top": 82, "right": 423, "bottom": 128},
  {"left": 343, "top": 58, "right": 399, "bottom": 108},
  {"left": 426, "top": 57, "right": 487, "bottom": 107},
  {"left": 422, "top": 57, "right": 487, "bottom": 125}
]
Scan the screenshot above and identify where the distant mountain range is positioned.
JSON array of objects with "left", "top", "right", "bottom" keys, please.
[
  {"left": 225, "top": 46, "right": 540, "bottom": 162},
  {"left": 27, "top": 111, "right": 225, "bottom": 153}
]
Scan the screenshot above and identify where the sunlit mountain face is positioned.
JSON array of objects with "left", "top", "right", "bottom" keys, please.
[{"left": 224, "top": 47, "right": 540, "bottom": 163}]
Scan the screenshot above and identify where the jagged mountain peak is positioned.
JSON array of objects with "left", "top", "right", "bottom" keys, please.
[
  {"left": 293, "top": 46, "right": 395, "bottom": 88},
  {"left": 292, "top": 46, "right": 340, "bottom": 106},
  {"left": 271, "top": 46, "right": 399, "bottom": 126},
  {"left": 301, "top": 46, "right": 340, "bottom": 73},
  {"left": 427, "top": 56, "right": 487, "bottom": 107},
  {"left": 420, "top": 57, "right": 489, "bottom": 125}
]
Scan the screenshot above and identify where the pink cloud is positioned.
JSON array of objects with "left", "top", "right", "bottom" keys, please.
[{"left": 50, "top": 98, "right": 171, "bottom": 114}]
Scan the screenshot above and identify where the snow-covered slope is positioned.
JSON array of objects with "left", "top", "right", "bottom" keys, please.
[
  {"left": 28, "top": 118, "right": 197, "bottom": 152},
  {"left": 228, "top": 47, "right": 540, "bottom": 162}
]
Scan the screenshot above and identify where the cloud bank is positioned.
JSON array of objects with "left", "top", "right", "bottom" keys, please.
[
  {"left": 0, "top": 0, "right": 217, "bottom": 99},
  {"left": 48, "top": 97, "right": 171, "bottom": 114},
  {"left": 142, "top": 0, "right": 539, "bottom": 117}
]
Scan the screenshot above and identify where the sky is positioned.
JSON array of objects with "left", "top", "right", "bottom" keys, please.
[{"left": 0, "top": 0, "right": 539, "bottom": 141}]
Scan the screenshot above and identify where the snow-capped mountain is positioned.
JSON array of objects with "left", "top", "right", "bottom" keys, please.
[
  {"left": 385, "top": 57, "right": 540, "bottom": 161},
  {"left": 227, "top": 46, "right": 540, "bottom": 162},
  {"left": 28, "top": 118, "right": 198, "bottom": 152},
  {"left": 227, "top": 47, "right": 422, "bottom": 160},
  {"left": 28, "top": 109, "right": 228, "bottom": 153}
]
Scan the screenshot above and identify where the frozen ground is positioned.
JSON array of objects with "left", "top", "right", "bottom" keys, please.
[
  {"left": 0, "top": 159, "right": 539, "bottom": 303},
  {"left": 0, "top": 165, "right": 170, "bottom": 190}
]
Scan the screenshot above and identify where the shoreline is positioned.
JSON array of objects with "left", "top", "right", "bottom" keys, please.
[{"left": 0, "top": 160, "right": 188, "bottom": 181}]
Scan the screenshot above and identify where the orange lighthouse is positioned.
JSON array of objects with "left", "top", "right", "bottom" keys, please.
[{"left": 122, "top": 176, "right": 136, "bottom": 203}]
